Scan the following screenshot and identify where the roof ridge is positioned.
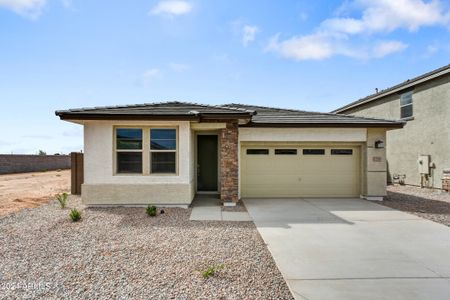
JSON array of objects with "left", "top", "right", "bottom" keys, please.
[
  {"left": 222, "top": 103, "right": 310, "bottom": 113},
  {"left": 58, "top": 101, "right": 255, "bottom": 114}
]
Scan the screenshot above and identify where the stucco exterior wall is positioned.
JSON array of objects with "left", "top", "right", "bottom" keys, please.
[
  {"left": 239, "top": 127, "right": 367, "bottom": 142},
  {"left": 81, "top": 122, "right": 388, "bottom": 204},
  {"left": 82, "top": 120, "right": 194, "bottom": 205},
  {"left": 342, "top": 74, "right": 450, "bottom": 188}
]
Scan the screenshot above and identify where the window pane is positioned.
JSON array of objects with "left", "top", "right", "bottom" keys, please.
[
  {"left": 117, "top": 152, "right": 142, "bottom": 173},
  {"left": 150, "top": 129, "right": 176, "bottom": 150},
  {"left": 151, "top": 152, "right": 176, "bottom": 173},
  {"left": 117, "top": 129, "right": 142, "bottom": 150},
  {"left": 401, "top": 104, "right": 413, "bottom": 118},
  {"left": 400, "top": 92, "right": 412, "bottom": 106},
  {"left": 151, "top": 129, "right": 176, "bottom": 140},
  {"left": 247, "top": 149, "right": 269, "bottom": 155},
  {"left": 275, "top": 149, "right": 297, "bottom": 155},
  {"left": 331, "top": 149, "right": 353, "bottom": 155},
  {"left": 151, "top": 140, "right": 176, "bottom": 150},
  {"left": 303, "top": 149, "right": 325, "bottom": 155}
]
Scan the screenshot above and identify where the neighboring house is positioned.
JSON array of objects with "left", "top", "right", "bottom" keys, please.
[
  {"left": 332, "top": 64, "right": 450, "bottom": 189},
  {"left": 56, "top": 102, "right": 403, "bottom": 206}
]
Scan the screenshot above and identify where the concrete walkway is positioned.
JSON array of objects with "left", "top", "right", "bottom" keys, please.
[
  {"left": 244, "top": 198, "right": 450, "bottom": 300},
  {"left": 189, "top": 195, "right": 252, "bottom": 221}
]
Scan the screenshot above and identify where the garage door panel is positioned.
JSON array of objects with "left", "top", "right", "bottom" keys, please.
[{"left": 241, "top": 146, "right": 360, "bottom": 198}]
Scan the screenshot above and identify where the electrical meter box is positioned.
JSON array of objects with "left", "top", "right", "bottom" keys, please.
[{"left": 418, "top": 155, "right": 430, "bottom": 175}]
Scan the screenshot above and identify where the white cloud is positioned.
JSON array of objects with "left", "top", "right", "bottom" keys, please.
[
  {"left": 0, "top": 0, "right": 46, "bottom": 19},
  {"left": 267, "top": 0, "right": 449, "bottom": 61},
  {"left": 242, "top": 25, "right": 259, "bottom": 47},
  {"left": 139, "top": 68, "right": 162, "bottom": 86},
  {"left": 267, "top": 33, "right": 334, "bottom": 61},
  {"left": 149, "top": 0, "right": 192, "bottom": 17},
  {"left": 372, "top": 40, "right": 408, "bottom": 58},
  {"left": 142, "top": 68, "right": 161, "bottom": 80},
  {"left": 169, "top": 63, "right": 189, "bottom": 72}
]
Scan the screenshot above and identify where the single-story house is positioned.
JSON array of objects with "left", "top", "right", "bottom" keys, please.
[{"left": 56, "top": 102, "right": 404, "bottom": 207}]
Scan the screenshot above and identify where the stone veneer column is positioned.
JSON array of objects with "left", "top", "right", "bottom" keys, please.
[{"left": 220, "top": 121, "right": 239, "bottom": 203}]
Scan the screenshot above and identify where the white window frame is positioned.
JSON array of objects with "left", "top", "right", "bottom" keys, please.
[
  {"left": 114, "top": 127, "right": 144, "bottom": 175},
  {"left": 149, "top": 128, "right": 178, "bottom": 175},
  {"left": 114, "top": 126, "right": 178, "bottom": 176}
]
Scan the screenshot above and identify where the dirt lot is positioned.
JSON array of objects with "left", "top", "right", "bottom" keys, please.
[{"left": 0, "top": 170, "right": 70, "bottom": 217}]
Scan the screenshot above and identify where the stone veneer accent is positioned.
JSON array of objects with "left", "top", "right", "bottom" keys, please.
[{"left": 220, "top": 121, "right": 239, "bottom": 203}]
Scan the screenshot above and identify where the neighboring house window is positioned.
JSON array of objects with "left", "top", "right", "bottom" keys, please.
[
  {"left": 150, "top": 129, "right": 177, "bottom": 174},
  {"left": 400, "top": 91, "right": 413, "bottom": 119},
  {"left": 116, "top": 128, "right": 143, "bottom": 174}
]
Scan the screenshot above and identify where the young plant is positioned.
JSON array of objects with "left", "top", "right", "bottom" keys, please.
[
  {"left": 56, "top": 193, "right": 68, "bottom": 208},
  {"left": 146, "top": 205, "right": 157, "bottom": 217},
  {"left": 69, "top": 208, "right": 81, "bottom": 222},
  {"left": 202, "top": 264, "right": 224, "bottom": 279}
]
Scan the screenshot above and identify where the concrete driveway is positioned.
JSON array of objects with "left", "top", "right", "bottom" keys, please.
[{"left": 244, "top": 198, "right": 450, "bottom": 300}]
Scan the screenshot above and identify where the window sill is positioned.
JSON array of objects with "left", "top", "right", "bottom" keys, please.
[
  {"left": 114, "top": 173, "right": 179, "bottom": 177},
  {"left": 401, "top": 116, "right": 414, "bottom": 121}
]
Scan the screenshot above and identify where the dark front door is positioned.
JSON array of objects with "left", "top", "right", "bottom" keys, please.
[{"left": 197, "top": 135, "right": 218, "bottom": 191}]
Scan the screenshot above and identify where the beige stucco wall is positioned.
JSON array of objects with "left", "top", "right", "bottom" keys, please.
[
  {"left": 239, "top": 127, "right": 387, "bottom": 199},
  {"left": 342, "top": 74, "right": 450, "bottom": 188},
  {"left": 81, "top": 121, "right": 388, "bottom": 204},
  {"left": 366, "top": 128, "right": 388, "bottom": 197},
  {"left": 82, "top": 120, "right": 195, "bottom": 205},
  {"left": 239, "top": 127, "right": 367, "bottom": 142}
]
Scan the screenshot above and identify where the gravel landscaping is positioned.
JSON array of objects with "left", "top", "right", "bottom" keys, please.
[
  {"left": 382, "top": 185, "right": 450, "bottom": 227},
  {"left": 0, "top": 196, "right": 292, "bottom": 299}
]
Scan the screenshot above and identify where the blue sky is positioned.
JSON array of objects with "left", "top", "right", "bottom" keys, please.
[{"left": 0, "top": 0, "right": 449, "bottom": 154}]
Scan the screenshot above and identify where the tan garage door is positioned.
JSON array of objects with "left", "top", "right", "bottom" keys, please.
[{"left": 241, "top": 145, "right": 361, "bottom": 198}]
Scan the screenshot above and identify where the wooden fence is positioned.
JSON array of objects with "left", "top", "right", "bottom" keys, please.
[{"left": 71, "top": 152, "right": 84, "bottom": 195}]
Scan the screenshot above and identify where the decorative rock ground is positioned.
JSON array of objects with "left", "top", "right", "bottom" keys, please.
[
  {"left": 0, "top": 196, "right": 293, "bottom": 299},
  {"left": 382, "top": 185, "right": 450, "bottom": 227}
]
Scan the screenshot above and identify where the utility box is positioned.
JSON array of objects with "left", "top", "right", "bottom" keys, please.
[
  {"left": 418, "top": 155, "right": 430, "bottom": 175},
  {"left": 443, "top": 169, "right": 450, "bottom": 192}
]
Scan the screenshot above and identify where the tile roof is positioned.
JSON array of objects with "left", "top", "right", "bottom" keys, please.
[
  {"left": 56, "top": 101, "right": 404, "bottom": 127},
  {"left": 222, "top": 103, "right": 404, "bottom": 127},
  {"left": 332, "top": 63, "right": 450, "bottom": 113}
]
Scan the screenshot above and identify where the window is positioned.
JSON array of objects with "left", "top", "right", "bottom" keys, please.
[
  {"left": 275, "top": 149, "right": 297, "bottom": 155},
  {"left": 116, "top": 128, "right": 143, "bottom": 173},
  {"left": 150, "top": 129, "right": 176, "bottom": 173},
  {"left": 246, "top": 149, "right": 269, "bottom": 155},
  {"left": 331, "top": 149, "right": 353, "bottom": 155},
  {"left": 303, "top": 149, "right": 325, "bottom": 155},
  {"left": 400, "top": 91, "right": 413, "bottom": 119}
]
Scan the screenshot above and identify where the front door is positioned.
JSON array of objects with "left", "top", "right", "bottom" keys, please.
[{"left": 197, "top": 135, "right": 218, "bottom": 191}]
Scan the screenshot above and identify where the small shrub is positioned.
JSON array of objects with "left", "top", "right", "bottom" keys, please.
[
  {"left": 146, "top": 205, "right": 157, "bottom": 217},
  {"left": 56, "top": 193, "right": 68, "bottom": 208},
  {"left": 202, "top": 264, "right": 224, "bottom": 279},
  {"left": 69, "top": 208, "right": 81, "bottom": 222}
]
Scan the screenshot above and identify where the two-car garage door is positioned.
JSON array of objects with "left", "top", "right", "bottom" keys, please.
[{"left": 241, "top": 145, "right": 361, "bottom": 198}]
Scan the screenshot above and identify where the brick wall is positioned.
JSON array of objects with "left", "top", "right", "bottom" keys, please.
[
  {"left": 219, "top": 122, "right": 239, "bottom": 203},
  {"left": 0, "top": 155, "right": 71, "bottom": 174}
]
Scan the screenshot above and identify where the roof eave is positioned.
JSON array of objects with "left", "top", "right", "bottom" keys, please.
[
  {"left": 55, "top": 112, "right": 254, "bottom": 121},
  {"left": 240, "top": 122, "right": 404, "bottom": 129}
]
